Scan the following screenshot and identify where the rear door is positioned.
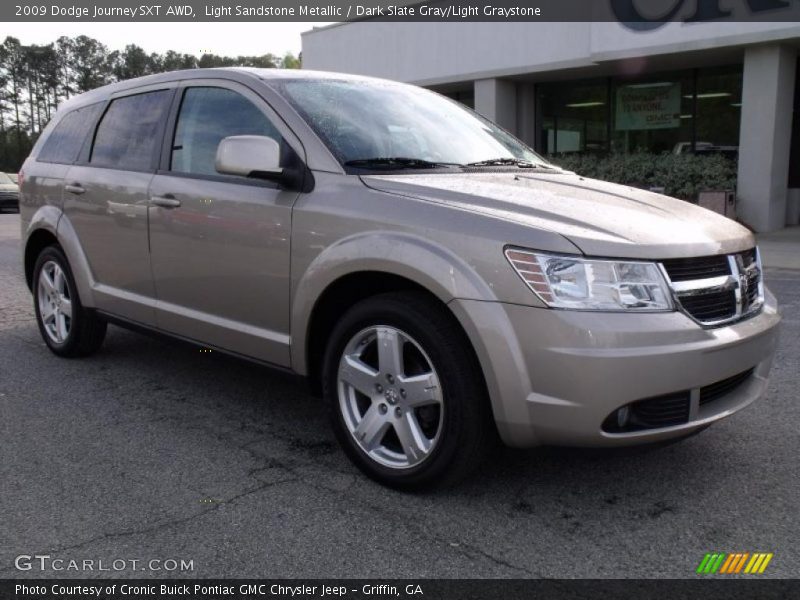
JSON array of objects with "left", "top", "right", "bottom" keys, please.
[
  {"left": 23, "top": 103, "right": 104, "bottom": 217},
  {"left": 147, "top": 80, "right": 301, "bottom": 366},
  {"left": 63, "top": 85, "right": 174, "bottom": 324}
]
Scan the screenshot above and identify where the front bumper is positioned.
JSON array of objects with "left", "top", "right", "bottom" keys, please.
[{"left": 450, "top": 289, "right": 780, "bottom": 448}]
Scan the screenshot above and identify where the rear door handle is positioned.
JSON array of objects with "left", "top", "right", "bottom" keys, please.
[
  {"left": 150, "top": 194, "right": 181, "bottom": 208},
  {"left": 64, "top": 183, "right": 85, "bottom": 195}
]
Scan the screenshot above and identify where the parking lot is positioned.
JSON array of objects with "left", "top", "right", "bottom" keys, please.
[{"left": 1, "top": 212, "right": 798, "bottom": 579}]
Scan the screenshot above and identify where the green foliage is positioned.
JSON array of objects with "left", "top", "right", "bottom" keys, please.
[
  {"left": 548, "top": 152, "right": 738, "bottom": 200},
  {"left": 281, "top": 52, "right": 302, "bottom": 69}
]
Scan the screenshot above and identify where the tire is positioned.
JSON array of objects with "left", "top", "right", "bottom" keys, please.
[
  {"left": 32, "top": 245, "right": 107, "bottom": 357},
  {"left": 322, "top": 291, "right": 494, "bottom": 490}
]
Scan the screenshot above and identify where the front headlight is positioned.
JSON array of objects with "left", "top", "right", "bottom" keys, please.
[{"left": 505, "top": 248, "right": 674, "bottom": 311}]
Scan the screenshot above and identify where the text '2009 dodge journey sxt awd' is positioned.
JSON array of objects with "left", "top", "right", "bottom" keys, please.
[{"left": 19, "top": 69, "right": 780, "bottom": 489}]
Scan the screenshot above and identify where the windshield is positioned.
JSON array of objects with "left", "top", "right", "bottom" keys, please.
[
  {"left": 0, "top": 172, "right": 13, "bottom": 184},
  {"left": 273, "top": 79, "right": 548, "bottom": 168}
]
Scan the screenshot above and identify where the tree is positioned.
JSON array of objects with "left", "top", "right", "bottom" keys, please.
[
  {"left": 281, "top": 52, "right": 301, "bottom": 69},
  {"left": 72, "top": 35, "right": 111, "bottom": 93},
  {"left": 2, "top": 37, "right": 28, "bottom": 161},
  {"left": 55, "top": 36, "right": 76, "bottom": 102},
  {"left": 112, "top": 44, "right": 154, "bottom": 80}
]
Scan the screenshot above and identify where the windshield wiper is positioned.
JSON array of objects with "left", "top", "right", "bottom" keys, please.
[
  {"left": 344, "top": 157, "right": 460, "bottom": 170},
  {"left": 465, "top": 157, "right": 554, "bottom": 169}
]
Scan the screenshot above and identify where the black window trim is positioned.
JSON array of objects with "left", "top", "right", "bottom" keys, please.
[
  {"left": 156, "top": 79, "right": 306, "bottom": 190},
  {"left": 35, "top": 101, "right": 107, "bottom": 166},
  {"left": 78, "top": 87, "right": 177, "bottom": 175}
]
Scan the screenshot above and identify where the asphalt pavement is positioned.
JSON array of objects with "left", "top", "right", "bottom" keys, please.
[{"left": 1, "top": 212, "right": 798, "bottom": 579}]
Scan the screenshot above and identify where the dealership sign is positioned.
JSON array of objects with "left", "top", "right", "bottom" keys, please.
[
  {"left": 615, "top": 83, "right": 681, "bottom": 130},
  {"left": 612, "top": 0, "right": 800, "bottom": 30}
]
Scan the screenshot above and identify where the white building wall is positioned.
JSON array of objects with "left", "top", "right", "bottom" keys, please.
[{"left": 303, "top": 21, "right": 800, "bottom": 86}]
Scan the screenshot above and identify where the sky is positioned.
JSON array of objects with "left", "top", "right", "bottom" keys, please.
[{"left": 0, "top": 22, "right": 334, "bottom": 57}]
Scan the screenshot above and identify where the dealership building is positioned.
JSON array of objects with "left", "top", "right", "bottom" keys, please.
[{"left": 302, "top": 20, "right": 800, "bottom": 232}]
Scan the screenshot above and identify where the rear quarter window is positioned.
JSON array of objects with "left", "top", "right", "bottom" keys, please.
[
  {"left": 90, "top": 90, "right": 172, "bottom": 171},
  {"left": 37, "top": 103, "right": 103, "bottom": 164}
]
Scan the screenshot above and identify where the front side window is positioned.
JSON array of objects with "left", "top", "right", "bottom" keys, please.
[
  {"left": 90, "top": 90, "right": 171, "bottom": 171},
  {"left": 171, "top": 87, "right": 282, "bottom": 177},
  {"left": 273, "top": 79, "right": 545, "bottom": 167},
  {"left": 38, "top": 103, "right": 103, "bottom": 164}
]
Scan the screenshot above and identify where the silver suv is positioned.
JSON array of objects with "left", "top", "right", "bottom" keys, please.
[{"left": 19, "top": 69, "right": 780, "bottom": 489}]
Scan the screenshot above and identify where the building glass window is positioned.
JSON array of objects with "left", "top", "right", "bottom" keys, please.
[
  {"left": 537, "top": 80, "right": 608, "bottom": 154},
  {"left": 441, "top": 90, "right": 475, "bottom": 110},
  {"left": 611, "top": 72, "right": 694, "bottom": 155},
  {"left": 695, "top": 66, "right": 743, "bottom": 157},
  {"left": 535, "top": 65, "right": 743, "bottom": 158},
  {"left": 789, "top": 58, "right": 800, "bottom": 189}
]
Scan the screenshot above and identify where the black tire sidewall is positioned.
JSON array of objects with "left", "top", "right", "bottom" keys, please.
[
  {"left": 323, "top": 294, "right": 484, "bottom": 489},
  {"left": 33, "top": 246, "right": 84, "bottom": 356}
]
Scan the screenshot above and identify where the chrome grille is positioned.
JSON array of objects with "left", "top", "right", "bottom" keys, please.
[{"left": 660, "top": 248, "right": 764, "bottom": 327}]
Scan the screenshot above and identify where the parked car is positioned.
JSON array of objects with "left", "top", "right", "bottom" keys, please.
[
  {"left": 18, "top": 69, "right": 780, "bottom": 489},
  {"left": 673, "top": 141, "right": 739, "bottom": 159},
  {"left": 0, "top": 172, "right": 19, "bottom": 212}
]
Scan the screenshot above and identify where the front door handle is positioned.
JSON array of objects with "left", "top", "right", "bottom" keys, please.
[
  {"left": 64, "top": 183, "right": 85, "bottom": 195},
  {"left": 151, "top": 194, "right": 181, "bottom": 209}
]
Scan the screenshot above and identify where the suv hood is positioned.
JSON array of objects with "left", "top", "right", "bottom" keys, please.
[{"left": 362, "top": 172, "right": 753, "bottom": 259}]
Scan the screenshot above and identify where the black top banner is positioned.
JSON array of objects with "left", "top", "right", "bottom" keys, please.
[{"left": 5, "top": 0, "right": 800, "bottom": 23}]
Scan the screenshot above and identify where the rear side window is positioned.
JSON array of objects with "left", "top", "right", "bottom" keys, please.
[
  {"left": 90, "top": 90, "right": 171, "bottom": 171},
  {"left": 171, "top": 87, "right": 282, "bottom": 177},
  {"left": 37, "top": 103, "right": 103, "bottom": 164}
]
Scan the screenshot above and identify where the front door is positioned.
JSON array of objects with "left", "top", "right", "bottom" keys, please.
[{"left": 147, "top": 82, "right": 299, "bottom": 366}]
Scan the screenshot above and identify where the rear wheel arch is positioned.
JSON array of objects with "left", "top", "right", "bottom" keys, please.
[{"left": 25, "top": 229, "right": 60, "bottom": 290}]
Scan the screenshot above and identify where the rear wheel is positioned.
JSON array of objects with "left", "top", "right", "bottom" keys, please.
[
  {"left": 323, "top": 292, "right": 493, "bottom": 490},
  {"left": 33, "top": 245, "right": 106, "bottom": 357}
]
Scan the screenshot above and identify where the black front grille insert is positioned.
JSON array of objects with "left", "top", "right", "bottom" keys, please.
[
  {"left": 604, "top": 367, "right": 757, "bottom": 434},
  {"left": 632, "top": 392, "right": 691, "bottom": 428},
  {"left": 678, "top": 290, "right": 737, "bottom": 322},
  {"left": 661, "top": 249, "right": 763, "bottom": 326},
  {"left": 662, "top": 255, "right": 730, "bottom": 282},
  {"left": 700, "top": 368, "right": 755, "bottom": 406}
]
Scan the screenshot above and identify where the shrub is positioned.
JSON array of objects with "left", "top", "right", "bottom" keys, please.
[{"left": 547, "top": 152, "right": 738, "bottom": 201}]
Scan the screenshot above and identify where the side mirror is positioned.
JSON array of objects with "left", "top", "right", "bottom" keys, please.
[{"left": 215, "top": 135, "right": 282, "bottom": 178}]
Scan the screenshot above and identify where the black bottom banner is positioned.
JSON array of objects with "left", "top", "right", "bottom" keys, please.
[{"left": 1, "top": 579, "right": 798, "bottom": 600}]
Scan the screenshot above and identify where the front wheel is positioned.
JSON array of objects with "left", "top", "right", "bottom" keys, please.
[
  {"left": 322, "top": 292, "right": 494, "bottom": 490},
  {"left": 33, "top": 245, "right": 107, "bottom": 357}
]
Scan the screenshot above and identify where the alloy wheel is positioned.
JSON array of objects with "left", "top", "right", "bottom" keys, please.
[
  {"left": 337, "top": 325, "right": 444, "bottom": 469},
  {"left": 37, "top": 260, "right": 73, "bottom": 344}
]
